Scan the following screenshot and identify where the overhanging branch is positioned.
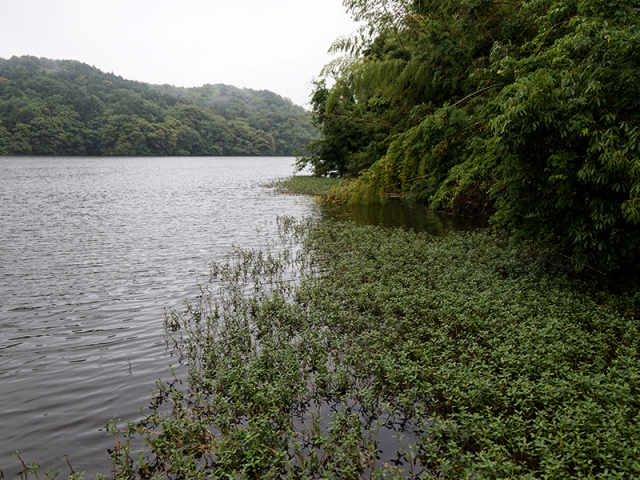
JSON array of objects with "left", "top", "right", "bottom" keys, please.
[{"left": 452, "top": 84, "right": 505, "bottom": 107}]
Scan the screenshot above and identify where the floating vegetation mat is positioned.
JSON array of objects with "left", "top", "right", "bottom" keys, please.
[{"left": 21, "top": 218, "right": 640, "bottom": 479}]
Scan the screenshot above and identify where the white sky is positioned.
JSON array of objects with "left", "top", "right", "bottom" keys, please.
[{"left": 0, "top": 0, "right": 358, "bottom": 107}]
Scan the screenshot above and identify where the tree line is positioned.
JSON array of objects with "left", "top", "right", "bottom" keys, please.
[
  {"left": 298, "top": 0, "right": 640, "bottom": 273},
  {"left": 0, "top": 56, "right": 318, "bottom": 157}
]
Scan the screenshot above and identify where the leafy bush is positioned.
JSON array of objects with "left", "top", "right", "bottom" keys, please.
[
  {"left": 302, "top": 0, "right": 640, "bottom": 272},
  {"left": 487, "top": 0, "right": 640, "bottom": 272}
]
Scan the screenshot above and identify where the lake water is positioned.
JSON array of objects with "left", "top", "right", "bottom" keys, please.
[{"left": 0, "top": 157, "right": 481, "bottom": 477}]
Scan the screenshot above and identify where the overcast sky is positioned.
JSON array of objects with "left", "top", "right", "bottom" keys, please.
[{"left": 0, "top": 0, "right": 358, "bottom": 107}]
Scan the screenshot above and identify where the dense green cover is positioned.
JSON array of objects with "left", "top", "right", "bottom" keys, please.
[
  {"left": 298, "top": 0, "right": 640, "bottom": 272},
  {"left": 96, "top": 219, "right": 638, "bottom": 479},
  {"left": 0, "top": 56, "right": 318, "bottom": 157}
]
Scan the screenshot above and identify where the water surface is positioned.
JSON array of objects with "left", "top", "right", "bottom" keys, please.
[{"left": 0, "top": 157, "right": 478, "bottom": 476}]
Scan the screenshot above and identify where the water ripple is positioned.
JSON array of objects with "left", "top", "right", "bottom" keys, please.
[
  {"left": 0, "top": 156, "right": 317, "bottom": 476},
  {"left": 0, "top": 156, "right": 479, "bottom": 476}
]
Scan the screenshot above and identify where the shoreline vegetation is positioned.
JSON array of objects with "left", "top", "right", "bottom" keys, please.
[
  {"left": 296, "top": 0, "right": 640, "bottom": 275},
  {"left": 14, "top": 217, "right": 640, "bottom": 479},
  {"left": 265, "top": 176, "right": 491, "bottom": 221},
  {"left": 263, "top": 175, "right": 343, "bottom": 197},
  {"left": 5, "top": 0, "right": 640, "bottom": 475}
]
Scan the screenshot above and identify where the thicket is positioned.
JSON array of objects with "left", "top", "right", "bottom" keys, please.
[
  {"left": 40, "top": 218, "right": 633, "bottom": 479},
  {"left": 297, "top": 0, "right": 640, "bottom": 272},
  {"left": 0, "top": 56, "right": 318, "bottom": 157}
]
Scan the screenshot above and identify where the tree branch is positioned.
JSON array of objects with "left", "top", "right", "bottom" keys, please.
[
  {"left": 534, "top": 20, "right": 571, "bottom": 54},
  {"left": 452, "top": 84, "right": 505, "bottom": 107}
]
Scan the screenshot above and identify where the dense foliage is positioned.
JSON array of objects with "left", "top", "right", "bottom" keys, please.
[
  {"left": 98, "top": 218, "right": 639, "bottom": 479},
  {"left": 299, "top": 0, "right": 640, "bottom": 272},
  {"left": 0, "top": 56, "right": 318, "bottom": 157}
]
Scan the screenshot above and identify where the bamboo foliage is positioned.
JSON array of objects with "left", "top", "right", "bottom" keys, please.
[{"left": 301, "top": 0, "right": 640, "bottom": 271}]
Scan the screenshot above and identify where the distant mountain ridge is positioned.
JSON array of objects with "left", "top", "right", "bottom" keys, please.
[
  {"left": 0, "top": 55, "right": 318, "bottom": 156},
  {"left": 150, "top": 83, "right": 301, "bottom": 117}
]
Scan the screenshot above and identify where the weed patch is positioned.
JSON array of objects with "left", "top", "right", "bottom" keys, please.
[{"left": 263, "top": 176, "right": 342, "bottom": 197}]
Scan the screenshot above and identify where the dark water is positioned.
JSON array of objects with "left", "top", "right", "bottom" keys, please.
[
  {"left": 319, "top": 200, "right": 487, "bottom": 234},
  {"left": 0, "top": 157, "right": 481, "bottom": 477}
]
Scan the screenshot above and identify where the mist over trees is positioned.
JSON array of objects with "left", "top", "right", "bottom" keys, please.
[
  {"left": 0, "top": 56, "right": 318, "bottom": 157},
  {"left": 299, "top": 0, "right": 640, "bottom": 273}
]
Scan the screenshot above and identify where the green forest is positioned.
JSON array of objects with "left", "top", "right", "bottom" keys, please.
[
  {"left": 0, "top": 56, "right": 318, "bottom": 157},
  {"left": 5, "top": 2, "right": 640, "bottom": 478},
  {"left": 299, "top": 0, "right": 640, "bottom": 274}
]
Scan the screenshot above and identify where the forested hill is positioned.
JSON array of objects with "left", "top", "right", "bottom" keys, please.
[
  {"left": 0, "top": 55, "right": 318, "bottom": 156},
  {"left": 151, "top": 83, "right": 299, "bottom": 119}
]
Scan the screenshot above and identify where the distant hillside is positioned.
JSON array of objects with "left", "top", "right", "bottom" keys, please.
[
  {"left": 151, "top": 83, "right": 299, "bottom": 117},
  {"left": 0, "top": 55, "right": 319, "bottom": 156}
]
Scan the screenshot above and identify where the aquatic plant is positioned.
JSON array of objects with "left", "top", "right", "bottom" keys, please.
[{"left": 103, "top": 217, "right": 640, "bottom": 479}]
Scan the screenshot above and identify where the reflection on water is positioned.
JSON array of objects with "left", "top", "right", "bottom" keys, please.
[{"left": 319, "top": 199, "right": 488, "bottom": 235}]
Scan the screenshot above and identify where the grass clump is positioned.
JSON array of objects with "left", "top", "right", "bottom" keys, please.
[
  {"left": 46, "top": 219, "right": 640, "bottom": 478},
  {"left": 263, "top": 175, "right": 342, "bottom": 197}
]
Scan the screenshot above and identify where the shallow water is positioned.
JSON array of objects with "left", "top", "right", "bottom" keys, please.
[
  {"left": 319, "top": 200, "right": 487, "bottom": 234},
  {"left": 0, "top": 157, "right": 480, "bottom": 476}
]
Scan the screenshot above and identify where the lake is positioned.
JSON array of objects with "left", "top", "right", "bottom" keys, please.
[{"left": 0, "top": 157, "right": 481, "bottom": 476}]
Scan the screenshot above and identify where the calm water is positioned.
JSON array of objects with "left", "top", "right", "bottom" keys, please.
[{"left": 0, "top": 157, "right": 479, "bottom": 476}]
